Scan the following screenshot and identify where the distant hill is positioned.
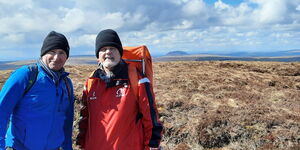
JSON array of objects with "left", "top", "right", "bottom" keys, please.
[
  {"left": 195, "top": 56, "right": 300, "bottom": 62},
  {"left": 155, "top": 55, "right": 300, "bottom": 62},
  {"left": 196, "top": 49, "right": 300, "bottom": 57},
  {"left": 156, "top": 49, "right": 300, "bottom": 62},
  {"left": 1, "top": 49, "right": 300, "bottom": 70},
  {"left": 165, "top": 51, "right": 189, "bottom": 56}
]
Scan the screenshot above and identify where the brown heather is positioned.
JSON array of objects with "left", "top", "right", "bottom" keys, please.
[{"left": 1, "top": 61, "right": 300, "bottom": 150}]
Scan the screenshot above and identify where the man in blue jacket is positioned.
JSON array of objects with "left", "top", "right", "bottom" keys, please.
[{"left": 0, "top": 31, "right": 74, "bottom": 150}]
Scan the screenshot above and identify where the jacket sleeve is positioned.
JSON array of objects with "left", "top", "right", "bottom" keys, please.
[
  {"left": 137, "top": 77, "right": 163, "bottom": 148},
  {"left": 0, "top": 66, "right": 29, "bottom": 149},
  {"left": 76, "top": 80, "right": 89, "bottom": 149},
  {"left": 63, "top": 79, "right": 74, "bottom": 150}
]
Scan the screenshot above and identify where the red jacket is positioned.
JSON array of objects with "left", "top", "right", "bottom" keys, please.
[{"left": 77, "top": 64, "right": 163, "bottom": 150}]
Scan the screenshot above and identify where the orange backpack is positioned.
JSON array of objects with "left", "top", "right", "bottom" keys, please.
[{"left": 122, "top": 45, "right": 153, "bottom": 97}]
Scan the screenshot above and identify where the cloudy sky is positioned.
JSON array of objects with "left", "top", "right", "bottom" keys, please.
[{"left": 0, "top": 0, "right": 300, "bottom": 61}]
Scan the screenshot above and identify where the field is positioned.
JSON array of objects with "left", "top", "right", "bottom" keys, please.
[{"left": 1, "top": 61, "right": 300, "bottom": 150}]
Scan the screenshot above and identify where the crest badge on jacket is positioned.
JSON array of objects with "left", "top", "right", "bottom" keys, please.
[{"left": 116, "top": 87, "right": 126, "bottom": 98}]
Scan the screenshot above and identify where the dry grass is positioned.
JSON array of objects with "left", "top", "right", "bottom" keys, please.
[{"left": 1, "top": 61, "right": 300, "bottom": 150}]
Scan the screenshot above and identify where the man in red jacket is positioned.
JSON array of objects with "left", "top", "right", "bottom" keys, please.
[{"left": 76, "top": 29, "right": 163, "bottom": 150}]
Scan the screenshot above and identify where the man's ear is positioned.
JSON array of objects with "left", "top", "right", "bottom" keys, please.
[{"left": 97, "top": 59, "right": 101, "bottom": 65}]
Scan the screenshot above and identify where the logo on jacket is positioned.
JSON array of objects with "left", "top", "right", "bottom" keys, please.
[
  {"left": 116, "top": 87, "right": 126, "bottom": 98},
  {"left": 89, "top": 91, "right": 97, "bottom": 100}
]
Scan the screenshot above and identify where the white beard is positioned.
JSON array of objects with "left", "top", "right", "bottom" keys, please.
[{"left": 102, "top": 60, "right": 118, "bottom": 69}]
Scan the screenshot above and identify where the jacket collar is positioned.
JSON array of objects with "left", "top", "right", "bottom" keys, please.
[
  {"left": 37, "top": 59, "right": 69, "bottom": 85},
  {"left": 94, "top": 59, "right": 128, "bottom": 88}
]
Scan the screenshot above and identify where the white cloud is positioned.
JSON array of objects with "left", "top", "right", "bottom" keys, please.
[
  {"left": 101, "top": 12, "right": 125, "bottom": 29},
  {"left": 144, "top": 22, "right": 163, "bottom": 32},
  {"left": 1, "top": 0, "right": 300, "bottom": 60},
  {"left": 122, "top": 12, "right": 150, "bottom": 29},
  {"left": 0, "top": 0, "right": 33, "bottom": 7},
  {"left": 0, "top": 6, "right": 62, "bottom": 34},
  {"left": 236, "top": 32, "right": 257, "bottom": 37},
  {"left": 271, "top": 32, "right": 293, "bottom": 38},
  {"left": 182, "top": 0, "right": 206, "bottom": 16},
  {"left": 251, "top": 0, "right": 287, "bottom": 24},
  {"left": 152, "top": 39, "right": 160, "bottom": 45},
  {"left": 213, "top": 1, "right": 253, "bottom": 26},
  {"left": 2, "top": 33, "right": 25, "bottom": 43},
  {"left": 173, "top": 20, "right": 193, "bottom": 29},
  {"left": 214, "top": 0, "right": 231, "bottom": 10},
  {"left": 70, "top": 34, "right": 96, "bottom": 47},
  {"left": 0, "top": 12, "right": 55, "bottom": 34},
  {"left": 297, "top": 5, "right": 300, "bottom": 11},
  {"left": 57, "top": 8, "right": 85, "bottom": 32}
]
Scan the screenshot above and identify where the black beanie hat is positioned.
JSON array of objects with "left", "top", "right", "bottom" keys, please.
[
  {"left": 95, "top": 29, "right": 123, "bottom": 58},
  {"left": 40, "top": 31, "right": 70, "bottom": 58}
]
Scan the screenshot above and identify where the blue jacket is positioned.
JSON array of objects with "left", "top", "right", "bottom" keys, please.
[{"left": 0, "top": 63, "right": 74, "bottom": 150}]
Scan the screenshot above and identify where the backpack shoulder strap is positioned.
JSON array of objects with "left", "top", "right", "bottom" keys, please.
[
  {"left": 23, "top": 64, "right": 38, "bottom": 96},
  {"left": 63, "top": 77, "right": 73, "bottom": 101},
  {"left": 128, "top": 64, "right": 139, "bottom": 98},
  {"left": 89, "top": 70, "right": 96, "bottom": 77}
]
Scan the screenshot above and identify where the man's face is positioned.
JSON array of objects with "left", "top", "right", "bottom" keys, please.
[
  {"left": 98, "top": 46, "right": 121, "bottom": 70},
  {"left": 41, "top": 49, "right": 67, "bottom": 71}
]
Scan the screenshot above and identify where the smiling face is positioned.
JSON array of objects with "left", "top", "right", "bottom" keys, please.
[
  {"left": 98, "top": 46, "right": 121, "bottom": 71},
  {"left": 41, "top": 49, "right": 67, "bottom": 71}
]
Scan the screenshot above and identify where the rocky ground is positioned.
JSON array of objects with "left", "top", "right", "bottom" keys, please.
[{"left": 1, "top": 61, "right": 300, "bottom": 150}]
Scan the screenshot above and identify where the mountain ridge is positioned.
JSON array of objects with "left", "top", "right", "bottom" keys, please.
[{"left": 1, "top": 49, "right": 300, "bottom": 70}]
